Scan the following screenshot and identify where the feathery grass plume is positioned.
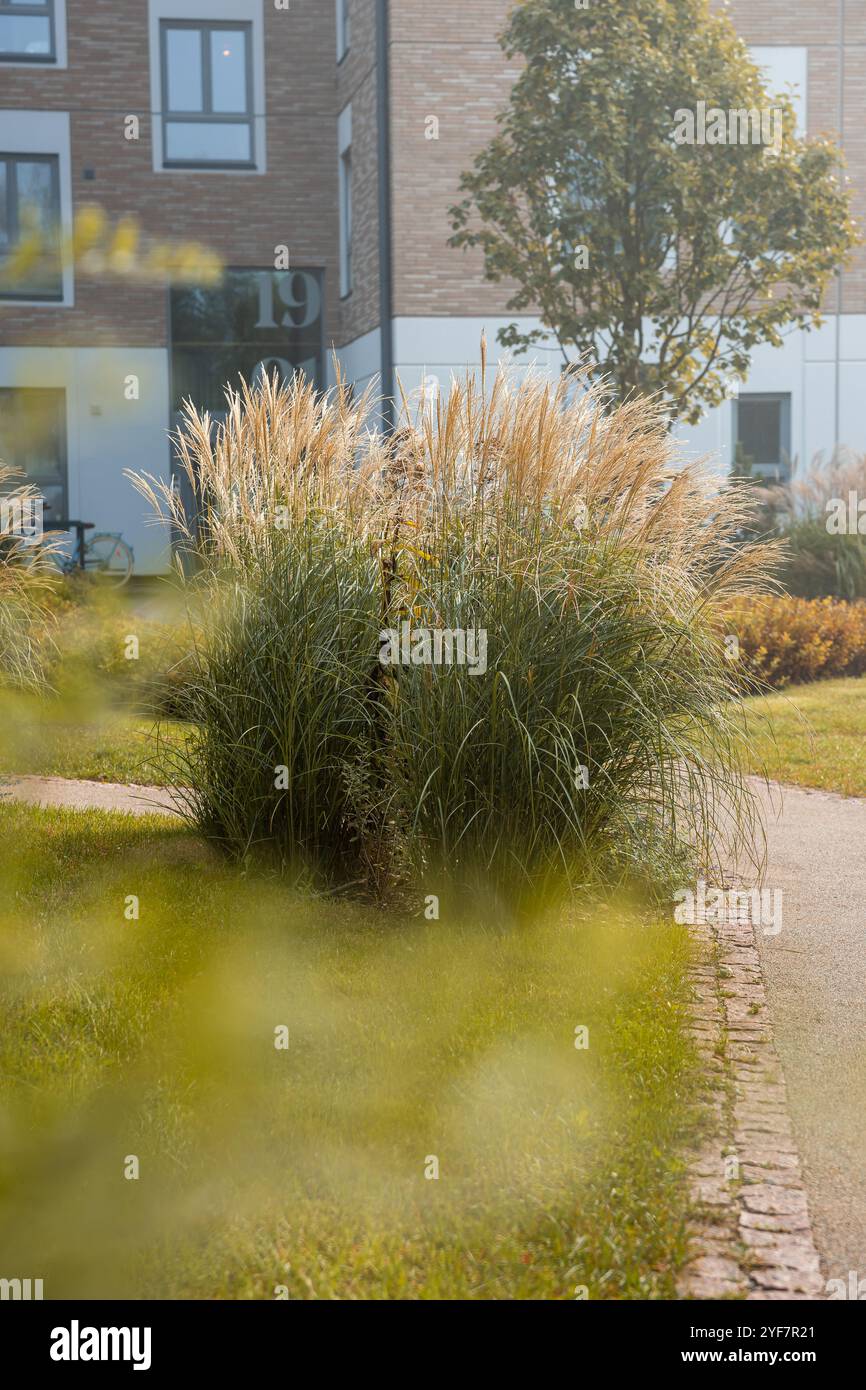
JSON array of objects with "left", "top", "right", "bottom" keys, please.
[
  {"left": 0, "top": 467, "right": 59, "bottom": 691},
  {"left": 772, "top": 450, "right": 866, "bottom": 599},
  {"left": 130, "top": 372, "right": 391, "bottom": 885},
  {"left": 128, "top": 358, "right": 779, "bottom": 900}
]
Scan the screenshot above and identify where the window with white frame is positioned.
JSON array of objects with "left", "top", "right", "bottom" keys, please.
[
  {"left": 0, "top": 0, "right": 55, "bottom": 62},
  {"left": 0, "top": 153, "right": 63, "bottom": 299},
  {"left": 160, "top": 20, "right": 255, "bottom": 167},
  {"left": 336, "top": 0, "right": 350, "bottom": 62},
  {"left": 734, "top": 393, "right": 792, "bottom": 481},
  {"left": 338, "top": 104, "right": 352, "bottom": 297},
  {"left": 750, "top": 47, "right": 807, "bottom": 137}
]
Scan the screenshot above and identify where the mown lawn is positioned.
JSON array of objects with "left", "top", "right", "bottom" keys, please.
[
  {"left": 9, "top": 674, "right": 866, "bottom": 804},
  {"left": 742, "top": 676, "right": 866, "bottom": 798},
  {"left": 0, "top": 691, "right": 189, "bottom": 785},
  {"left": 0, "top": 804, "right": 703, "bottom": 1300}
]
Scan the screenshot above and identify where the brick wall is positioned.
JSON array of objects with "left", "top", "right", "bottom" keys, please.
[
  {"left": 335, "top": 0, "right": 381, "bottom": 347},
  {"left": 725, "top": 0, "right": 866, "bottom": 314},
  {"left": 388, "top": 0, "right": 519, "bottom": 319},
  {"left": 0, "top": 0, "right": 340, "bottom": 347},
  {"left": 388, "top": 0, "right": 866, "bottom": 320},
  {"left": 1, "top": 0, "right": 863, "bottom": 351}
]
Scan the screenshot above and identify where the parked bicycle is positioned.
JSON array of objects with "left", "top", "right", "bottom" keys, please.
[{"left": 48, "top": 512, "right": 135, "bottom": 588}]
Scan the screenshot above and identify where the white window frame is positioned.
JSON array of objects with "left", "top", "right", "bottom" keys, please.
[
  {"left": 338, "top": 103, "right": 352, "bottom": 298},
  {"left": 0, "top": 153, "right": 62, "bottom": 301},
  {"left": 0, "top": 109, "right": 73, "bottom": 306},
  {"left": 148, "top": 0, "right": 267, "bottom": 174},
  {"left": 734, "top": 392, "right": 793, "bottom": 481},
  {"left": 0, "top": 0, "right": 67, "bottom": 69},
  {"left": 160, "top": 19, "right": 255, "bottom": 169}
]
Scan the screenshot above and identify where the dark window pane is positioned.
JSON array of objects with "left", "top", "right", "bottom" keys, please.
[
  {"left": 15, "top": 160, "right": 54, "bottom": 232},
  {"left": 165, "top": 27, "right": 203, "bottom": 112},
  {"left": 165, "top": 121, "right": 251, "bottom": 164},
  {"left": 13, "top": 389, "right": 66, "bottom": 476},
  {"left": 737, "top": 399, "right": 782, "bottom": 465},
  {"left": 0, "top": 389, "right": 67, "bottom": 520},
  {"left": 4, "top": 247, "right": 63, "bottom": 298},
  {"left": 340, "top": 150, "right": 352, "bottom": 293},
  {"left": 0, "top": 395, "right": 12, "bottom": 447},
  {"left": 0, "top": 162, "right": 8, "bottom": 252},
  {"left": 0, "top": 157, "right": 62, "bottom": 299},
  {"left": 0, "top": 14, "right": 51, "bottom": 55},
  {"left": 170, "top": 270, "right": 324, "bottom": 414},
  {"left": 210, "top": 29, "right": 247, "bottom": 113}
]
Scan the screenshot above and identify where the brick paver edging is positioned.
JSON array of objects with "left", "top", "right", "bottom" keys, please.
[{"left": 677, "top": 913, "right": 824, "bottom": 1300}]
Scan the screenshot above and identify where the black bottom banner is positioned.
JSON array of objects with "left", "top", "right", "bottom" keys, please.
[{"left": 8, "top": 1295, "right": 859, "bottom": 1375}]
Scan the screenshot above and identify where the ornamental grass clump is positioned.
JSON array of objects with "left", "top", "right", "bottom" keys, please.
[
  {"left": 131, "top": 350, "right": 777, "bottom": 901},
  {"left": 0, "top": 468, "right": 57, "bottom": 692}
]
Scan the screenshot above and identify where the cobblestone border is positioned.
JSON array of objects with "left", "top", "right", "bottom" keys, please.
[{"left": 677, "top": 913, "right": 824, "bottom": 1300}]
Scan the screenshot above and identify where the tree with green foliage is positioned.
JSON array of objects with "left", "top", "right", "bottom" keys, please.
[{"left": 449, "top": 0, "right": 859, "bottom": 423}]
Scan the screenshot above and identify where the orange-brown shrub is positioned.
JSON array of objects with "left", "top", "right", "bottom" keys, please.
[{"left": 726, "top": 596, "right": 866, "bottom": 689}]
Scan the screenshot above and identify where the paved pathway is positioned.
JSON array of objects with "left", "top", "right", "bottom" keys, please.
[
  {"left": 0, "top": 774, "right": 185, "bottom": 818},
  {"left": 751, "top": 779, "right": 866, "bottom": 1289}
]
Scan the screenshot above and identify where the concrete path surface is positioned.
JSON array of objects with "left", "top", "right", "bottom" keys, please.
[
  {"left": 0, "top": 774, "right": 185, "bottom": 818},
  {"left": 751, "top": 779, "right": 866, "bottom": 1289}
]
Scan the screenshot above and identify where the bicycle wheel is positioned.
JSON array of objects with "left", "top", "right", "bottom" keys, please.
[{"left": 84, "top": 534, "right": 135, "bottom": 587}]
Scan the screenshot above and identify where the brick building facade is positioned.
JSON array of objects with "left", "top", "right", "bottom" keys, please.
[{"left": 0, "top": 1, "right": 863, "bottom": 571}]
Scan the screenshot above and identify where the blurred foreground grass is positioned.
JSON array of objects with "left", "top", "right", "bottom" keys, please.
[
  {"left": 0, "top": 576, "right": 194, "bottom": 785},
  {"left": 0, "top": 805, "right": 702, "bottom": 1299}
]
